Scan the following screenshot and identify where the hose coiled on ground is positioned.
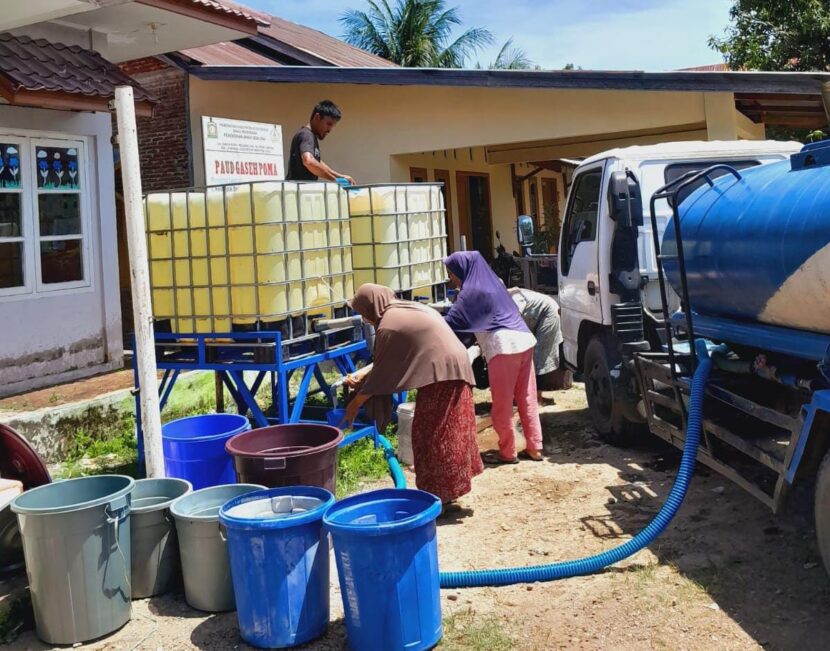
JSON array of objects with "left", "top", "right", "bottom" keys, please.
[{"left": 439, "top": 339, "right": 713, "bottom": 588}]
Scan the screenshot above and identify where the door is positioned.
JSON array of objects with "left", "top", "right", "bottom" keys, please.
[
  {"left": 558, "top": 162, "right": 605, "bottom": 363},
  {"left": 541, "top": 178, "right": 559, "bottom": 226},
  {"left": 433, "top": 169, "right": 455, "bottom": 252},
  {"left": 456, "top": 171, "right": 494, "bottom": 259}
]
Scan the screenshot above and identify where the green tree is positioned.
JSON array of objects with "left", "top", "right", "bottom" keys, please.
[
  {"left": 709, "top": 1, "right": 830, "bottom": 140},
  {"left": 709, "top": 0, "right": 830, "bottom": 71},
  {"left": 477, "top": 38, "right": 534, "bottom": 70},
  {"left": 340, "top": 0, "right": 494, "bottom": 68}
]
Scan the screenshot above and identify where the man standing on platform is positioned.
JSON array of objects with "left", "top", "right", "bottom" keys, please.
[{"left": 286, "top": 100, "right": 355, "bottom": 184}]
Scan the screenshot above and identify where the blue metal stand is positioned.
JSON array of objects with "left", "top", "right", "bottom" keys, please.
[{"left": 133, "top": 330, "right": 376, "bottom": 476}]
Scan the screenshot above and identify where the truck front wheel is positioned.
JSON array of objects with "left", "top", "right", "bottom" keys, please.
[
  {"left": 814, "top": 449, "right": 830, "bottom": 578},
  {"left": 584, "top": 336, "right": 638, "bottom": 445}
]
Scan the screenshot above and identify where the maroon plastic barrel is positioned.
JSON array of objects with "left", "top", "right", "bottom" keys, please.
[{"left": 225, "top": 424, "right": 343, "bottom": 492}]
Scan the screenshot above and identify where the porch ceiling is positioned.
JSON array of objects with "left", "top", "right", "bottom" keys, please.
[
  {"left": 484, "top": 122, "right": 709, "bottom": 165},
  {"left": 0, "top": 1, "right": 128, "bottom": 32},
  {"left": 8, "top": 1, "right": 260, "bottom": 63},
  {"left": 735, "top": 92, "right": 827, "bottom": 128}
]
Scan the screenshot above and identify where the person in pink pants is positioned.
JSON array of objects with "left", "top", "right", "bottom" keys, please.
[
  {"left": 487, "top": 349, "right": 544, "bottom": 461},
  {"left": 443, "top": 251, "right": 544, "bottom": 464}
]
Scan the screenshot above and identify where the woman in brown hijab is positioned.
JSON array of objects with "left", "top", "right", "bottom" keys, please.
[{"left": 343, "top": 284, "right": 483, "bottom": 505}]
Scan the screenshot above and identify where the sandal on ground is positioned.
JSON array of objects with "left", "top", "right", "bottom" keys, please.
[
  {"left": 481, "top": 451, "right": 519, "bottom": 465},
  {"left": 518, "top": 449, "right": 544, "bottom": 461}
]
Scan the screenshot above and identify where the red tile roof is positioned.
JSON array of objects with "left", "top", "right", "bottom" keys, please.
[
  {"left": 180, "top": 41, "right": 278, "bottom": 66},
  {"left": 0, "top": 33, "right": 156, "bottom": 103}
]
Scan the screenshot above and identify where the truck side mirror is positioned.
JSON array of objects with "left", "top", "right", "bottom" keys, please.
[
  {"left": 609, "top": 171, "right": 643, "bottom": 228},
  {"left": 517, "top": 214, "right": 534, "bottom": 254}
]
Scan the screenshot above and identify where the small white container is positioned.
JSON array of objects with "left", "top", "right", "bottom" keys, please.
[{"left": 396, "top": 402, "right": 416, "bottom": 466}]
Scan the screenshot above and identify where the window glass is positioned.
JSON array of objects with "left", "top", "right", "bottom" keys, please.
[
  {"left": 560, "top": 169, "right": 602, "bottom": 275},
  {"left": 36, "top": 146, "right": 81, "bottom": 190},
  {"left": 664, "top": 159, "right": 759, "bottom": 204},
  {"left": 40, "top": 239, "right": 83, "bottom": 284}
]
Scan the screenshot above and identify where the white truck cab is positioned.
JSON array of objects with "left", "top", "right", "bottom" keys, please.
[{"left": 557, "top": 140, "right": 802, "bottom": 440}]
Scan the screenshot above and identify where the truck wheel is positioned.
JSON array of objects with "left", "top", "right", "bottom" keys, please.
[
  {"left": 584, "top": 336, "right": 637, "bottom": 445},
  {"left": 815, "top": 449, "right": 830, "bottom": 579}
]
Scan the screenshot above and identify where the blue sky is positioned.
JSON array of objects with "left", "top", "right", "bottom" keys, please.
[{"left": 242, "top": 0, "right": 734, "bottom": 71}]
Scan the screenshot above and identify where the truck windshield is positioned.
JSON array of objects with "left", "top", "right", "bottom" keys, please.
[{"left": 664, "top": 159, "right": 760, "bottom": 205}]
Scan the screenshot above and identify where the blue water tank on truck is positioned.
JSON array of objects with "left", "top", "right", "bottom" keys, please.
[
  {"left": 630, "top": 140, "right": 830, "bottom": 578},
  {"left": 663, "top": 140, "right": 830, "bottom": 338}
]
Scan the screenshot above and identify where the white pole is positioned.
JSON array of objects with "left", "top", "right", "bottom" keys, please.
[
  {"left": 460, "top": 235, "right": 467, "bottom": 251},
  {"left": 113, "top": 86, "right": 164, "bottom": 478}
]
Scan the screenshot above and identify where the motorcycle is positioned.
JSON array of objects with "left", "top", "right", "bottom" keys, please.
[{"left": 490, "top": 230, "right": 523, "bottom": 288}]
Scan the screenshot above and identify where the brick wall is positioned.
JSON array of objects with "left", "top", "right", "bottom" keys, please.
[{"left": 119, "top": 58, "right": 191, "bottom": 192}]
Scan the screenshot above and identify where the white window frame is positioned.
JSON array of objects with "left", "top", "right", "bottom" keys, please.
[
  {"left": 0, "top": 136, "right": 31, "bottom": 297},
  {"left": 32, "top": 137, "right": 90, "bottom": 293},
  {"left": 0, "top": 131, "right": 93, "bottom": 299}
]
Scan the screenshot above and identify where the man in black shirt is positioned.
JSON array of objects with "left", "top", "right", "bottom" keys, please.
[{"left": 286, "top": 100, "right": 355, "bottom": 184}]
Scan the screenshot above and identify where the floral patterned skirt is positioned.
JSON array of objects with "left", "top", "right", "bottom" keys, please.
[{"left": 412, "top": 380, "right": 483, "bottom": 504}]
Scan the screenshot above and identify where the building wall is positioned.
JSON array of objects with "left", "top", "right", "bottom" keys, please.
[
  {"left": 186, "top": 79, "right": 761, "bottom": 252},
  {"left": 0, "top": 105, "right": 122, "bottom": 397},
  {"left": 187, "top": 79, "right": 716, "bottom": 182},
  {"left": 120, "top": 58, "right": 191, "bottom": 192}
]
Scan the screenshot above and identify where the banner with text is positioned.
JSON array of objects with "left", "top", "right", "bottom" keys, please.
[{"left": 202, "top": 116, "right": 284, "bottom": 186}]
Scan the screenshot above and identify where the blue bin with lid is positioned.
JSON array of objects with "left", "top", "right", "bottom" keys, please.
[
  {"left": 324, "top": 488, "right": 443, "bottom": 651},
  {"left": 162, "top": 413, "right": 250, "bottom": 490},
  {"left": 219, "top": 486, "right": 335, "bottom": 649}
]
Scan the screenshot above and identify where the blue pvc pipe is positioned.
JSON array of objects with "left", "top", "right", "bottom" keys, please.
[{"left": 440, "top": 339, "right": 713, "bottom": 588}]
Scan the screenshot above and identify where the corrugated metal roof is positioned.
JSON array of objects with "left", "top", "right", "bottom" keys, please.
[
  {"left": 257, "top": 15, "right": 397, "bottom": 68},
  {"left": 187, "top": 0, "right": 268, "bottom": 26},
  {"left": 0, "top": 32, "right": 156, "bottom": 102},
  {"left": 180, "top": 41, "right": 277, "bottom": 66},
  {"left": 204, "top": 0, "right": 271, "bottom": 25},
  {"left": 677, "top": 63, "right": 730, "bottom": 72}
]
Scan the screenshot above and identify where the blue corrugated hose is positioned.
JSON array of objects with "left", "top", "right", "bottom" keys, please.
[
  {"left": 439, "top": 339, "right": 713, "bottom": 588},
  {"left": 377, "top": 433, "right": 407, "bottom": 489}
]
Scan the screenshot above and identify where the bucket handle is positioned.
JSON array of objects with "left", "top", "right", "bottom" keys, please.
[
  {"left": 218, "top": 522, "right": 227, "bottom": 543},
  {"left": 104, "top": 503, "right": 130, "bottom": 549},
  {"left": 264, "top": 457, "right": 286, "bottom": 470}
]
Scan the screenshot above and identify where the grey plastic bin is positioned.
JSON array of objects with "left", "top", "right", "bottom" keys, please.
[
  {"left": 130, "top": 477, "right": 192, "bottom": 599},
  {"left": 170, "top": 483, "right": 264, "bottom": 612},
  {"left": 11, "top": 475, "right": 135, "bottom": 645}
]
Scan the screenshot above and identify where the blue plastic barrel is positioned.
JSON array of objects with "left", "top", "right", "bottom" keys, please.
[
  {"left": 162, "top": 413, "right": 250, "bottom": 490},
  {"left": 324, "top": 488, "right": 442, "bottom": 651},
  {"left": 220, "top": 486, "right": 335, "bottom": 649}
]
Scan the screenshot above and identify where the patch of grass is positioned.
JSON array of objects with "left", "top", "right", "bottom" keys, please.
[
  {"left": 54, "top": 378, "right": 222, "bottom": 479},
  {"left": 441, "top": 609, "right": 514, "bottom": 651},
  {"left": 630, "top": 562, "right": 660, "bottom": 585},
  {"left": 52, "top": 369, "right": 402, "bottom": 497},
  {"left": 337, "top": 426, "right": 399, "bottom": 498}
]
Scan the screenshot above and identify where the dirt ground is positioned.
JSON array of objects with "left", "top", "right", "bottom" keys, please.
[
  {"left": 0, "top": 369, "right": 136, "bottom": 413},
  {"left": 9, "top": 383, "right": 830, "bottom": 650}
]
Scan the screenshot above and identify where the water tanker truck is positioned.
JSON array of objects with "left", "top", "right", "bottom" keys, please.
[{"left": 556, "top": 139, "right": 830, "bottom": 576}]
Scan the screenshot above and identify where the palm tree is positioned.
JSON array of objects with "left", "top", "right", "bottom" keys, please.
[
  {"left": 478, "top": 38, "right": 534, "bottom": 70},
  {"left": 340, "top": 0, "right": 494, "bottom": 68}
]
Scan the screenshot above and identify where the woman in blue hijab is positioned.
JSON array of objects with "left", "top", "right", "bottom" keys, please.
[{"left": 444, "top": 251, "right": 544, "bottom": 463}]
